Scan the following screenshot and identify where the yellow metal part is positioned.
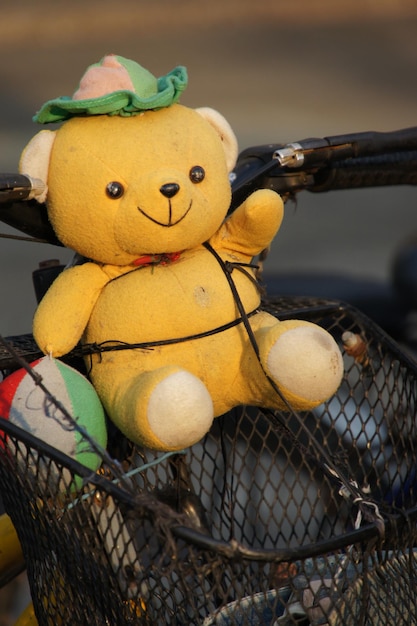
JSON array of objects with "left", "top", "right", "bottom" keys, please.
[
  {"left": 0, "top": 513, "right": 25, "bottom": 586},
  {"left": 14, "top": 602, "right": 38, "bottom": 626},
  {"left": 0, "top": 514, "right": 36, "bottom": 624}
]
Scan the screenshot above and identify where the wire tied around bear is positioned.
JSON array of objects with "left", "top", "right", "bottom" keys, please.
[{"left": 77, "top": 241, "right": 386, "bottom": 538}]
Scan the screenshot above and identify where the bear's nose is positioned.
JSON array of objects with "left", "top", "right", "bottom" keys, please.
[{"left": 160, "top": 182, "right": 180, "bottom": 198}]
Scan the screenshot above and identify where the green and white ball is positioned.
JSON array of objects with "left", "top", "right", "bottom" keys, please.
[{"left": 0, "top": 356, "right": 107, "bottom": 489}]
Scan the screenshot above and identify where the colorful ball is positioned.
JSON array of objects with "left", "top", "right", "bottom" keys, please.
[{"left": 0, "top": 357, "right": 107, "bottom": 482}]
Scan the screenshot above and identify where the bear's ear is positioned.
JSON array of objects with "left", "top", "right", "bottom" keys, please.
[
  {"left": 19, "top": 130, "right": 57, "bottom": 203},
  {"left": 195, "top": 107, "right": 238, "bottom": 173}
]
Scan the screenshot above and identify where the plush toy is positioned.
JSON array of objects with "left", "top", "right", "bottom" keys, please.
[{"left": 19, "top": 54, "right": 343, "bottom": 451}]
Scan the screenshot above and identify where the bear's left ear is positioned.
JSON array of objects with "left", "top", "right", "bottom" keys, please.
[
  {"left": 19, "top": 130, "right": 57, "bottom": 204},
  {"left": 195, "top": 107, "right": 238, "bottom": 173}
]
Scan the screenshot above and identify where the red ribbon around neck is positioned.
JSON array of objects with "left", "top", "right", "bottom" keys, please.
[{"left": 132, "top": 251, "right": 182, "bottom": 267}]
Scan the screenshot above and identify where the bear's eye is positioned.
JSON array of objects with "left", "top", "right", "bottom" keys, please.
[
  {"left": 189, "top": 166, "right": 205, "bottom": 184},
  {"left": 106, "top": 181, "right": 124, "bottom": 199}
]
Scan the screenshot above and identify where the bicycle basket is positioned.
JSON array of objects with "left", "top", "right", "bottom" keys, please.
[{"left": 1, "top": 296, "right": 417, "bottom": 625}]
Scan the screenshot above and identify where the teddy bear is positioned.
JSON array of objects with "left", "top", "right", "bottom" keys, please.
[{"left": 19, "top": 54, "right": 344, "bottom": 451}]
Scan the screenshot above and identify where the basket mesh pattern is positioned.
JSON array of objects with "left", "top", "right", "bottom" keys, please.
[{"left": 1, "top": 297, "right": 417, "bottom": 625}]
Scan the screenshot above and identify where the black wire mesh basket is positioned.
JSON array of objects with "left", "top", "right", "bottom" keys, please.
[{"left": 1, "top": 296, "right": 417, "bottom": 625}]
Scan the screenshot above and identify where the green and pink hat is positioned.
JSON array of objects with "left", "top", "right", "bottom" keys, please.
[{"left": 34, "top": 54, "right": 188, "bottom": 124}]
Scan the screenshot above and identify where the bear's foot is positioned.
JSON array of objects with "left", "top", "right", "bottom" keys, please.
[
  {"left": 258, "top": 320, "right": 344, "bottom": 410},
  {"left": 115, "top": 366, "right": 214, "bottom": 451}
]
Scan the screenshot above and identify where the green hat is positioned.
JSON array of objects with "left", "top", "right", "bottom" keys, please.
[{"left": 34, "top": 54, "right": 188, "bottom": 124}]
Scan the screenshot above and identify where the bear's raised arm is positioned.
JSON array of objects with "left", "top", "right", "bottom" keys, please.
[
  {"left": 213, "top": 189, "right": 284, "bottom": 259},
  {"left": 33, "top": 262, "right": 110, "bottom": 357}
]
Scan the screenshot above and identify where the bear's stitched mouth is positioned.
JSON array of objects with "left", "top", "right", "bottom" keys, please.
[{"left": 138, "top": 200, "right": 193, "bottom": 227}]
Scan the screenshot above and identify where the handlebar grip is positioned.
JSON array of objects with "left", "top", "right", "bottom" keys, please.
[
  {"left": 0, "top": 173, "right": 45, "bottom": 203},
  {"left": 324, "top": 126, "right": 417, "bottom": 156},
  {"left": 311, "top": 151, "right": 417, "bottom": 192}
]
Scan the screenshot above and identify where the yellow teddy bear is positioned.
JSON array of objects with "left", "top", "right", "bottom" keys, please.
[{"left": 20, "top": 55, "right": 343, "bottom": 451}]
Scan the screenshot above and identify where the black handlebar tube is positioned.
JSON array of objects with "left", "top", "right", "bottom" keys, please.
[{"left": 0, "top": 198, "right": 61, "bottom": 244}]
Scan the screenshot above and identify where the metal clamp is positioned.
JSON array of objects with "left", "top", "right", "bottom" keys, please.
[{"left": 273, "top": 143, "right": 304, "bottom": 168}]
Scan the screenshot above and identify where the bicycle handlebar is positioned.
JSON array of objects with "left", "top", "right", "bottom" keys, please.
[
  {"left": 230, "top": 125, "right": 417, "bottom": 210},
  {"left": 0, "top": 126, "right": 417, "bottom": 244}
]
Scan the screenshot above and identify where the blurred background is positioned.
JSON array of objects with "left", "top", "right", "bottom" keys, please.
[
  {"left": 0, "top": 0, "right": 417, "bottom": 619},
  {"left": 1, "top": 0, "right": 417, "bottom": 341}
]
